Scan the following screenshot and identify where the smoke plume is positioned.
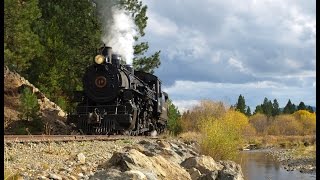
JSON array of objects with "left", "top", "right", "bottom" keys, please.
[{"left": 94, "top": 0, "right": 137, "bottom": 65}]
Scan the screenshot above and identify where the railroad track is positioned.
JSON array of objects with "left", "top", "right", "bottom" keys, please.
[{"left": 4, "top": 135, "right": 158, "bottom": 143}]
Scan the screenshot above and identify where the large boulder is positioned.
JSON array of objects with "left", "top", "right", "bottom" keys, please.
[
  {"left": 91, "top": 140, "right": 244, "bottom": 180},
  {"left": 217, "top": 161, "right": 244, "bottom": 180},
  {"left": 95, "top": 148, "right": 191, "bottom": 180},
  {"left": 181, "top": 155, "right": 224, "bottom": 174}
]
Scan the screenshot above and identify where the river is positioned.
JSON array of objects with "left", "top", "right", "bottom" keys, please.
[{"left": 239, "top": 150, "right": 316, "bottom": 180}]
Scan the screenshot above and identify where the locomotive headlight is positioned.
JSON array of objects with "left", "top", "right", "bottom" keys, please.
[{"left": 95, "top": 55, "right": 105, "bottom": 64}]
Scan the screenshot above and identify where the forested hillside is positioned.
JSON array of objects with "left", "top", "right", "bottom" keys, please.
[{"left": 4, "top": 0, "right": 160, "bottom": 111}]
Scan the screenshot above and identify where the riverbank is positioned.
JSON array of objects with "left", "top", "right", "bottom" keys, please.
[
  {"left": 5, "top": 138, "right": 245, "bottom": 179},
  {"left": 243, "top": 135, "right": 316, "bottom": 175},
  {"left": 267, "top": 145, "right": 316, "bottom": 174}
]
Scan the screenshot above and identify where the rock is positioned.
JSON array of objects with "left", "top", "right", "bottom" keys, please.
[
  {"left": 81, "top": 166, "right": 88, "bottom": 173},
  {"left": 100, "top": 148, "right": 191, "bottom": 180},
  {"left": 187, "top": 168, "right": 202, "bottom": 180},
  {"left": 48, "top": 173, "right": 62, "bottom": 180},
  {"left": 58, "top": 111, "right": 66, "bottom": 117},
  {"left": 124, "top": 170, "right": 147, "bottom": 180},
  {"left": 89, "top": 169, "right": 124, "bottom": 180},
  {"left": 67, "top": 175, "right": 77, "bottom": 180},
  {"left": 77, "top": 153, "right": 86, "bottom": 164},
  {"left": 199, "top": 171, "right": 219, "bottom": 180},
  {"left": 157, "top": 140, "right": 171, "bottom": 149},
  {"left": 38, "top": 176, "right": 49, "bottom": 180},
  {"left": 181, "top": 155, "right": 223, "bottom": 174},
  {"left": 217, "top": 161, "right": 244, "bottom": 180}
]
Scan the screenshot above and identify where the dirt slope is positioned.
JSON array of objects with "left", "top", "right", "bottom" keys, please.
[{"left": 4, "top": 66, "right": 71, "bottom": 135}]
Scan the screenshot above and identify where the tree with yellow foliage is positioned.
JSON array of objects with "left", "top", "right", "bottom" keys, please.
[{"left": 293, "top": 110, "right": 316, "bottom": 135}]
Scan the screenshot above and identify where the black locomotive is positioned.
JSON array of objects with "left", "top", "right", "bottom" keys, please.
[{"left": 67, "top": 45, "right": 169, "bottom": 135}]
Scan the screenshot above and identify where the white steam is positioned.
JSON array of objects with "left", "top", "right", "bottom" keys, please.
[{"left": 94, "top": 0, "right": 137, "bottom": 65}]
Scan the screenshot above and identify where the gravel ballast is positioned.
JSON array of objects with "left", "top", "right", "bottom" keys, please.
[{"left": 5, "top": 139, "right": 142, "bottom": 179}]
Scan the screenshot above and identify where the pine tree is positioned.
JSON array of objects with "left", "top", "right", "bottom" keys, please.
[
  {"left": 307, "top": 106, "right": 314, "bottom": 113},
  {"left": 253, "top": 105, "right": 264, "bottom": 115},
  {"left": 261, "top": 97, "right": 273, "bottom": 117},
  {"left": 19, "top": 88, "right": 40, "bottom": 121},
  {"left": 297, "top": 102, "right": 307, "bottom": 110},
  {"left": 235, "top": 94, "right": 246, "bottom": 114},
  {"left": 120, "top": 0, "right": 161, "bottom": 74},
  {"left": 245, "top": 106, "right": 251, "bottom": 116},
  {"left": 4, "top": 0, "right": 43, "bottom": 73},
  {"left": 167, "top": 100, "right": 182, "bottom": 135},
  {"left": 27, "top": 0, "right": 101, "bottom": 103},
  {"left": 283, "top": 99, "right": 296, "bottom": 114},
  {"left": 272, "top": 99, "right": 280, "bottom": 116}
]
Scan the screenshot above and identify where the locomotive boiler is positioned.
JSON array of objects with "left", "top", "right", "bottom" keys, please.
[{"left": 67, "top": 45, "right": 169, "bottom": 135}]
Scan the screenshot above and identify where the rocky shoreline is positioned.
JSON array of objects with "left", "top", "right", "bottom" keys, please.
[
  {"left": 267, "top": 148, "right": 316, "bottom": 174},
  {"left": 5, "top": 138, "right": 244, "bottom": 180}
]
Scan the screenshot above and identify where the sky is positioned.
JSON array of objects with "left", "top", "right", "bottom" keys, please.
[{"left": 140, "top": 0, "right": 316, "bottom": 112}]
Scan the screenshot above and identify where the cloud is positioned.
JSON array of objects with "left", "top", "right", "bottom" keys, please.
[
  {"left": 171, "top": 100, "right": 200, "bottom": 113},
  {"left": 148, "top": 12, "right": 178, "bottom": 37},
  {"left": 164, "top": 80, "right": 316, "bottom": 112},
  {"left": 141, "top": 0, "right": 315, "bottom": 111}
]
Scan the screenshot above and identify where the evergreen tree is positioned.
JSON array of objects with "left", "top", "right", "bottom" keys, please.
[
  {"left": 235, "top": 94, "right": 246, "bottom": 114},
  {"left": 297, "top": 102, "right": 307, "bottom": 110},
  {"left": 272, "top": 99, "right": 280, "bottom": 116},
  {"left": 261, "top": 97, "right": 273, "bottom": 117},
  {"left": 253, "top": 105, "right": 263, "bottom": 115},
  {"left": 120, "top": 0, "right": 161, "bottom": 74},
  {"left": 27, "top": 0, "right": 101, "bottom": 104},
  {"left": 167, "top": 100, "right": 182, "bottom": 135},
  {"left": 19, "top": 88, "right": 40, "bottom": 121},
  {"left": 307, "top": 106, "right": 314, "bottom": 113},
  {"left": 4, "top": 0, "right": 43, "bottom": 73},
  {"left": 291, "top": 103, "right": 297, "bottom": 113},
  {"left": 245, "top": 106, "right": 251, "bottom": 116},
  {"left": 283, "top": 99, "right": 296, "bottom": 114}
]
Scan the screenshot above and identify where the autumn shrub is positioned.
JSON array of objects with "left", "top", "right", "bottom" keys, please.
[
  {"left": 198, "top": 110, "right": 251, "bottom": 160},
  {"left": 293, "top": 110, "right": 316, "bottom": 135},
  {"left": 249, "top": 113, "right": 269, "bottom": 135},
  {"left": 180, "top": 100, "right": 227, "bottom": 132},
  {"left": 267, "top": 115, "right": 303, "bottom": 135}
]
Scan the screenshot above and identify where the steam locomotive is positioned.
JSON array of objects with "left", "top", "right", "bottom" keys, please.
[{"left": 67, "top": 45, "right": 169, "bottom": 135}]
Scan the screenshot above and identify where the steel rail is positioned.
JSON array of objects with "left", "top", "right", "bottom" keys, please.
[{"left": 4, "top": 135, "right": 155, "bottom": 143}]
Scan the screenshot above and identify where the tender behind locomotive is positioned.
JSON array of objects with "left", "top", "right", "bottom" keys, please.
[{"left": 68, "top": 45, "right": 169, "bottom": 135}]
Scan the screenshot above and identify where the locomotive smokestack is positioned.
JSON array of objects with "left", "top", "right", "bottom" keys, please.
[
  {"left": 106, "top": 46, "right": 112, "bottom": 63},
  {"left": 100, "top": 45, "right": 113, "bottom": 64}
]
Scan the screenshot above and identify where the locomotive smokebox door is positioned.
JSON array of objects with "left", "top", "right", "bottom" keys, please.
[{"left": 95, "top": 76, "right": 107, "bottom": 88}]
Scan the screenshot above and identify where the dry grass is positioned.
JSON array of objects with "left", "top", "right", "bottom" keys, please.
[
  {"left": 178, "top": 132, "right": 202, "bottom": 144},
  {"left": 245, "top": 135, "right": 316, "bottom": 148},
  {"left": 291, "top": 144, "right": 316, "bottom": 159},
  {"left": 4, "top": 168, "right": 21, "bottom": 180}
]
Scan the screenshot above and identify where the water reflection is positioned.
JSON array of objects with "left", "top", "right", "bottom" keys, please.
[{"left": 239, "top": 150, "right": 316, "bottom": 180}]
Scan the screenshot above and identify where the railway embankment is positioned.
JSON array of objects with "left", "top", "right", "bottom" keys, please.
[
  {"left": 5, "top": 138, "right": 244, "bottom": 180},
  {"left": 4, "top": 66, "right": 71, "bottom": 135}
]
